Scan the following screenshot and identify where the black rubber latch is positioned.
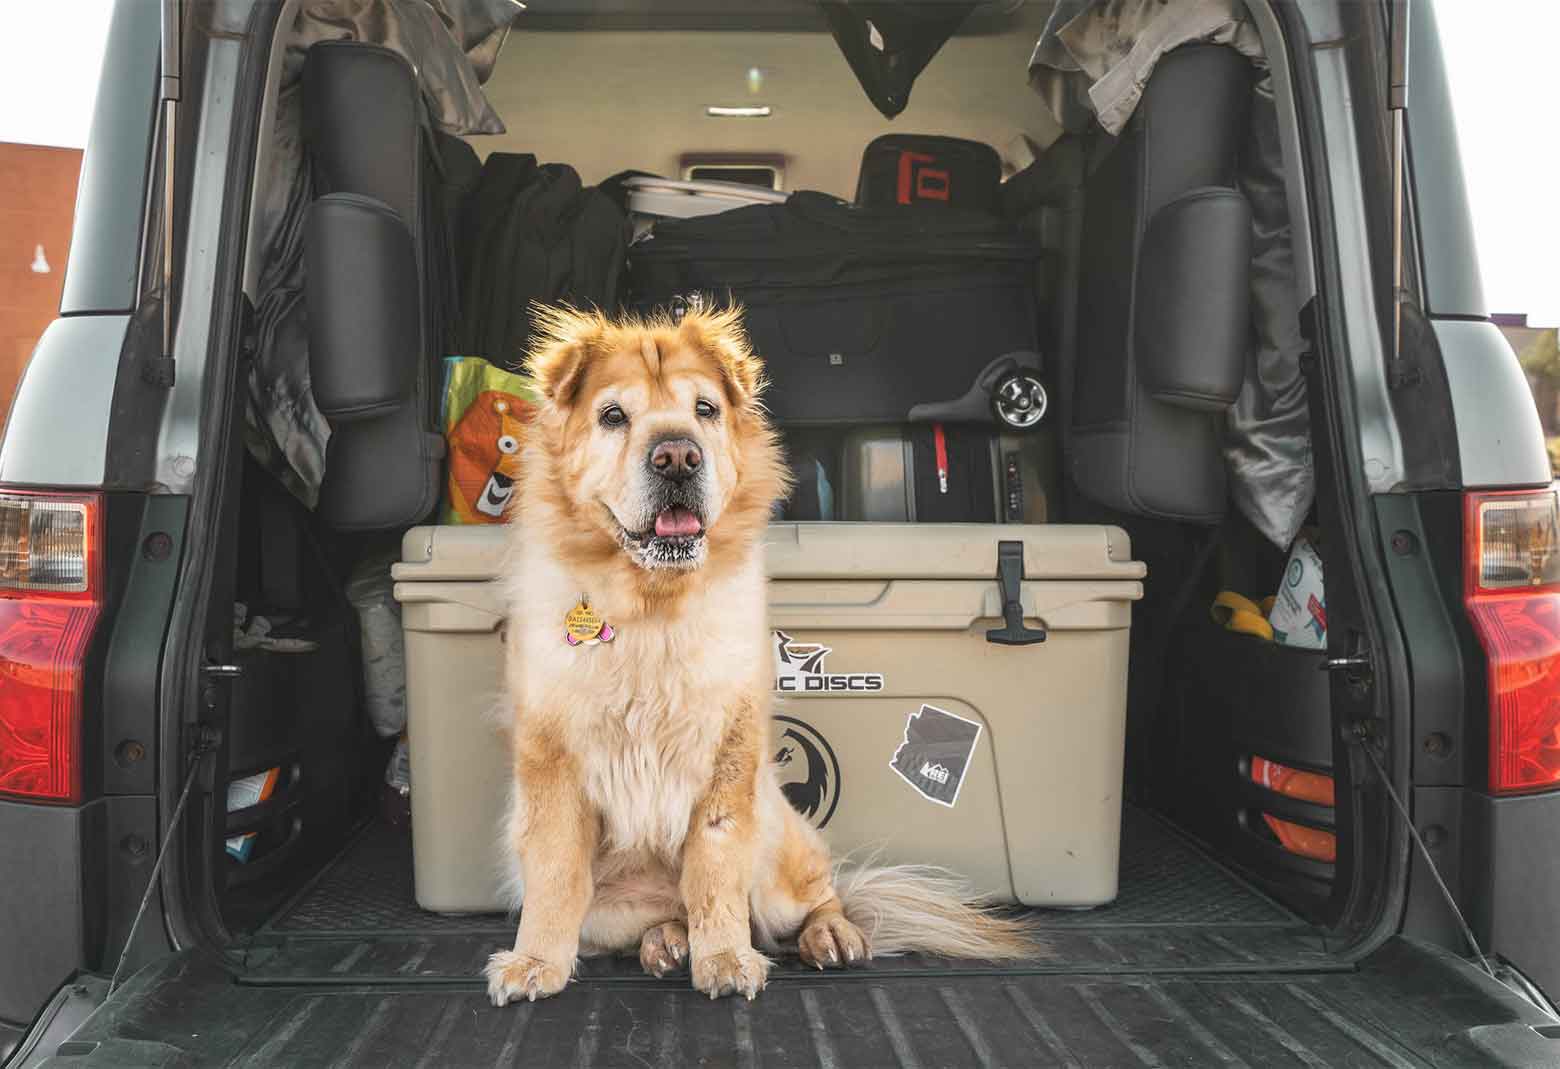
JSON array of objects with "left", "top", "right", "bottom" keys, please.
[{"left": 985, "top": 540, "right": 1047, "bottom": 646}]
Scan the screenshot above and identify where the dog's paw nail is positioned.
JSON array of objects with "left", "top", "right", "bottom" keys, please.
[
  {"left": 486, "top": 950, "right": 569, "bottom": 1005},
  {"left": 691, "top": 948, "right": 769, "bottom": 999}
]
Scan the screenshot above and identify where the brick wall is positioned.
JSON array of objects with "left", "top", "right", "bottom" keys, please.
[{"left": 0, "top": 142, "right": 84, "bottom": 431}]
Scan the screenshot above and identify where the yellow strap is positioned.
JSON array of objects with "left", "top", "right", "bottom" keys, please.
[
  {"left": 1211, "top": 590, "right": 1260, "bottom": 625},
  {"left": 1226, "top": 609, "right": 1274, "bottom": 641},
  {"left": 1211, "top": 590, "right": 1274, "bottom": 641}
]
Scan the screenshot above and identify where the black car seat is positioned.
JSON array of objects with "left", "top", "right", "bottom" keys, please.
[
  {"left": 1068, "top": 44, "right": 1255, "bottom": 523},
  {"left": 301, "top": 41, "right": 477, "bottom": 531}
]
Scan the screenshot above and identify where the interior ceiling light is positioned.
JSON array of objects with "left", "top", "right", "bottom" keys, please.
[{"left": 706, "top": 105, "right": 771, "bottom": 118}]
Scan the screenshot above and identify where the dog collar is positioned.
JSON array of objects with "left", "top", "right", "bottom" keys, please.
[{"left": 564, "top": 596, "right": 616, "bottom": 647}]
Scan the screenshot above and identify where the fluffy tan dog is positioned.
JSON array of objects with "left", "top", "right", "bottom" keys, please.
[{"left": 485, "top": 306, "right": 1034, "bottom": 1005}]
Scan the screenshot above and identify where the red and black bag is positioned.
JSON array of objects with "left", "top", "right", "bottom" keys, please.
[{"left": 854, "top": 133, "right": 1002, "bottom": 214}]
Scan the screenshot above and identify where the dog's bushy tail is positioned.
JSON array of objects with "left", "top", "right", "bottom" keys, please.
[{"left": 835, "top": 862, "right": 1044, "bottom": 961}]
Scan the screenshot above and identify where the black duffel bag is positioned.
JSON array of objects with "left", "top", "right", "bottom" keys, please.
[{"left": 627, "top": 191, "right": 1044, "bottom": 426}]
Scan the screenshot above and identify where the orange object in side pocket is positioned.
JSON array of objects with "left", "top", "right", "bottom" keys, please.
[
  {"left": 1261, "top": 813, "right": 1337, "bottom": 863},
  {"left": 1250, "top": 755, "right": 1335, "bottom": 806}
]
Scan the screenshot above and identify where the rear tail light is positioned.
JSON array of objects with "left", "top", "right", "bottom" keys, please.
[
  {"left": 0, "top": 491, "right": 102, "bottom": 803},
  {"left": 1464, "top": 489, "right": 1560, "bottom": 795}
]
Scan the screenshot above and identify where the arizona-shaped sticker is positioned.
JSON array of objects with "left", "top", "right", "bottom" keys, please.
[{"left": 889, "top": 704, "right": 982, "bottom": 808}]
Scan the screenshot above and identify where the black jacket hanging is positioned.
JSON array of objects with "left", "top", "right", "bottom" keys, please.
[{"left": 821, "top": 2, "right": 978, "bottom": 118}]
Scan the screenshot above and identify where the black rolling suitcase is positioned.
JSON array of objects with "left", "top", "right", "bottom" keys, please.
[
  {"left": 628, "top": 191, "right": 1045, "bottom": 428},
  {"left": 630, "top": 190, "right": 1049, "bottom": 522}
]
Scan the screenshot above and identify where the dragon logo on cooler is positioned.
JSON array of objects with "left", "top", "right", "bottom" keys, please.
[{"left": 771, "top": 716, "right": 841, "bottom": 829}]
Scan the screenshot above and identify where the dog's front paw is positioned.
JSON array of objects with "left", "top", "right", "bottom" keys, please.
[
  {"left": 799, "top": 913, "right": 871, "bottom": 970},
  {"left": 484, "top": 950, "right": 570, "bottom": 1006},
  {"left": 691, "top": 946, "right": 769, "bottom": 1000},
  {"left": 639, "top": 922, "right": 690, "bottom": 978}
]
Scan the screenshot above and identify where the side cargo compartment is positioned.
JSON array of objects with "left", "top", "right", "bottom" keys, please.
[{"left": 393, "top": 523, "right": 1144, "bottom": 913}]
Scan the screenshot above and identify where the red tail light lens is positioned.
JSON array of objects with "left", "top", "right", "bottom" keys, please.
[
  {"left": 1464, "top": 489, "right": 1560, "bottom": 795},
  {"left": 0, "top": 491, "right": 102, "bottom": 803}
]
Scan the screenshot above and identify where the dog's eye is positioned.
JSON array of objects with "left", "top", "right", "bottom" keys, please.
[
  {"left": 599, "top": 404, "right": 628, "bottom": 428},
  {"left": 695, "top": 399, "right": 719, "bottom": 420}
]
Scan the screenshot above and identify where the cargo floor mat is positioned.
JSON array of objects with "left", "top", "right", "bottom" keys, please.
[
  {"left": 56, "top": 941, "right": 1549, "bottom": 1069},
  {"left": 247, "top": 808, "right": 1333, "bottom": 983}
]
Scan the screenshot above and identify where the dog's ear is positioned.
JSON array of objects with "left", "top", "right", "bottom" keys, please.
[
  {"left": 524, "top": 304, "right": 603, "bottom": 407},
  {"left": 680, "top": 306, "right": 766, "bottom": 410}
]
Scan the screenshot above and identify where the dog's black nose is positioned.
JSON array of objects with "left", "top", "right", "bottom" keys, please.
[{"left": 650, "top": 437, "right": 702, "bottom": 482}]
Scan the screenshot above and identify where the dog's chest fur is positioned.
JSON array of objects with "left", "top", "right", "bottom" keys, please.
[{"left": 507, "top": 551, "right": 768, "bottom": 859}]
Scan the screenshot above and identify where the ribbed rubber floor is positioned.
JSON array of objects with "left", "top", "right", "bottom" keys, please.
[
  {"left": 246, "top": 808, "right": 1331, "bottom": 983},
  {"left": 268, "top": 808, "right": 1292, "bottom": 934},
  {"left": 266, "top": 822, "right": 507, "bottom": 935},
  {"left": 53, "top": 814, "right": 1547, "bottom": 1068},
  {"left": 1027, "top": 807, "right": 1296, "bottom": 928},
  {"left": 49, "top": 940, "right": 1552, "bottom": 1069}
]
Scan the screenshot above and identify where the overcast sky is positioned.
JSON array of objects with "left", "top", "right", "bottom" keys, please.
[
  {"left": 1435, "top": 1, "right": 1560, "bottom": 326},
  {"left": 0, "top": 1, "right": 1554, "bottom": 326}
]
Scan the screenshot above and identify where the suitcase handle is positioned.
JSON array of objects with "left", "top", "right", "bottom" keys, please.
[{"left": 986, "top": 540, "right": 1048, "bottom": 646}]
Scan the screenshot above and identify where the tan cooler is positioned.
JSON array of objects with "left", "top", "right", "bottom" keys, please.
[{"left": 394, "top": 523, "right": 1144, "bottom": 913}]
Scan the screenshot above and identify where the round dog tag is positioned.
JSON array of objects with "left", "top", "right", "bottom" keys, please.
[{"left": 565, "top": 601, "right": 604, "bottom": 642}]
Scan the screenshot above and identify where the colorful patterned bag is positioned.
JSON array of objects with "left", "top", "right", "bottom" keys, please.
[{"left": 440, "top": 357, "right": 541, "bottom": 524}]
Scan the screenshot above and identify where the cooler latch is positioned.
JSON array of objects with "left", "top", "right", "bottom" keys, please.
[{"left": 985, "top": 540, "right": 1047, "bottom": 646}]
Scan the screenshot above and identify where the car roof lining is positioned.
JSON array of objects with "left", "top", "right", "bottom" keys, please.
[{"left": 474, "top": 3, "right": 1057, "bottom": 196}]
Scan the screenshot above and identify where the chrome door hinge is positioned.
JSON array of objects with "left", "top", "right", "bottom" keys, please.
[
  {"left": 1323, "top": 654, "right": 1372, "bottom": 672},
  {"left": 1322, "top": 649, "right": 1376, "bottom": 696}
]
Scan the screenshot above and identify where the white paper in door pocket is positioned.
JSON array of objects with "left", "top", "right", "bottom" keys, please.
[{"left": 889, "top": 704, "right": 982, "bottom": 807}]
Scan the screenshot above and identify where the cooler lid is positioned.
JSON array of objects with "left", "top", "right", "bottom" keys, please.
[
  {"left": 765, "top": 523, "right": 1144, "bottom": 581},
  {"left": 396, "top": 525, "right": 508, "bottom": 582},
  {"left": 396, "top": 523, "right": 1143, "bottom": 583}
]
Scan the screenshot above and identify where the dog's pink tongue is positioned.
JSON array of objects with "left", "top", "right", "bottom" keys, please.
[{"left": 654, "top": 507, "right": 702, "bottom": 537}]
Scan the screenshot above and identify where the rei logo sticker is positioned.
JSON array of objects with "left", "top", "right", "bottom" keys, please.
[
  {"left": 772, "top": 631, "right": 885, "bottom": 694},
  {"left": 889, "top": 704, "right": 982, "bottom": 808},
  {"left": 772, "top": 715, "right": 841, "bottom": 829}
]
